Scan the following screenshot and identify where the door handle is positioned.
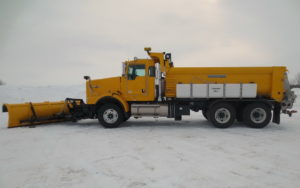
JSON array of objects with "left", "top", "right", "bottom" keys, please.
[{"left": 141, "top": 89, "right": 145, "bottom": 93}]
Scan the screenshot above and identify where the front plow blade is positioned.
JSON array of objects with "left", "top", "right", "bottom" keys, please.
[{"left": 2, "top": 101, "right": 70, "bottom": 128}]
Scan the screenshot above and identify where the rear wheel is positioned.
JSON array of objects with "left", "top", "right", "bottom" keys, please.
[
  {"left": 97, "top": 104, "right": 124, "bottom": 128},
  {"left": 243, "top": 103, "right": 271, "bottom": 128},
  {"left": 208, "top": 102, "right": 236, "bottom": 128}
]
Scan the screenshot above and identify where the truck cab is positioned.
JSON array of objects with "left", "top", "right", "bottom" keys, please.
[
  {"left": 121, "top": 48, "right": 173, "bottom": 102},
  {"left": 121, "top": 59, "right": 156, "bottom": 102},
  {"left": 86, "top": 47, "right": 173, "bottom": 109}
]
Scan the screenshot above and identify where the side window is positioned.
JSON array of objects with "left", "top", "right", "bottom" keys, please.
[
  {"left": 149, "top": 66, "right": 155, "bottom": 77},
  {"left": 128, "top": 64, "right": 145, "bottom": 80}
]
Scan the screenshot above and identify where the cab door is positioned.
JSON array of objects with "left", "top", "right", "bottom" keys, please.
[{"left": 125, "top": 63, "right": 155, "bottom": 101}]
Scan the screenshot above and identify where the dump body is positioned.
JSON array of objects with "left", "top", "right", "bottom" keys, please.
[{"left": 165, "top": 67, "right": 287, "bottom": 102}]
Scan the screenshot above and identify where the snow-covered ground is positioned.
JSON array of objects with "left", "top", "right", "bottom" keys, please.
[{"left": 0, "top": 85, "right": 300, "bottom": 188}]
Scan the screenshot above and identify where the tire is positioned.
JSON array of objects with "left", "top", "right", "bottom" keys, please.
[
  {"left": 243, "top": 102, "right": 271, "bottom": 128},
  {"left": 202, "top": 110, "right": 208, "bottom": 120},
  {"left": 208, "top": 102, "right": 236, "bottom": 128},
  {"left": 97, "top": 104, "right": 124, "bottom": 128}
]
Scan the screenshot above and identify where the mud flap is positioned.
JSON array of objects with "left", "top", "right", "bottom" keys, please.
[{"left": 272, "top": 102, "right": 281, "bottom": 124}]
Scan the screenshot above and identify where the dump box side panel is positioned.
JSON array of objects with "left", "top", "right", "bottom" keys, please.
[{"left": 165, "top": 67, "right": 286, "bottom": 102}]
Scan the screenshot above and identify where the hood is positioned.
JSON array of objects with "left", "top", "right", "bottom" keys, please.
[{"left": 87, "top": 76, "right": 121, "bottom": 98}]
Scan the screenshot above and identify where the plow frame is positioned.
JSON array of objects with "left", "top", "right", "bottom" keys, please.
[{"left": 65, "top": 98, "right": 96, "bottom": 121}]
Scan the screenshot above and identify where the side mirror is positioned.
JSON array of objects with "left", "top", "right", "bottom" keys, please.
[{"left": 84, "top": 76, "right": 90, "bottom": 80}]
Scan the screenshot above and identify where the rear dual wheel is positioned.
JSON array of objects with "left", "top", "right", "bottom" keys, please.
[
  {"left": 208, "top": 102, "right": 236, "bottom": 129},
  {"left": 243, "top": 103, "right": 271, "bottom": 128},
  {"left": 207, "top": 102, "right": 271, "bottom": 129}
]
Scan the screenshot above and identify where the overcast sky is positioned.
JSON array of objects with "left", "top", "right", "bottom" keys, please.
[{"left": 0, "top": 0, "right": 299, "bottom": 86}]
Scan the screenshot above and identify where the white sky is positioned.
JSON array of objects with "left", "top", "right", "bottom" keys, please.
[{"left": 0, "top": 0, "right": 299, "bottom": 86}]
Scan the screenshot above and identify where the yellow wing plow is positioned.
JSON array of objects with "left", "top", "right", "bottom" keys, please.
[{"left": 2, "top": 98, "right": 88, "bottom": 128}]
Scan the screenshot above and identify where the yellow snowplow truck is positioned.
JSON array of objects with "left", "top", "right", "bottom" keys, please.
[{"left": 2, "top": 48, "right": 298, "bottom": 128}]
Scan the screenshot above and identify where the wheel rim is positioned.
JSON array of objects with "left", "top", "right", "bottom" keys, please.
[
  {"left": 103, "top": 109, "right": 119, "bottom": 124},
  {"left": 215, "top": 108, "right": 231, "bottom": 124},
  {"left": 250, "top": 108, "right": 266, "bottom": 124}
]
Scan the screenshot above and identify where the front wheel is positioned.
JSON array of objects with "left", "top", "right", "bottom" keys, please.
[{"left": 97, "top": 104, "right": 124, "bottom": 128}]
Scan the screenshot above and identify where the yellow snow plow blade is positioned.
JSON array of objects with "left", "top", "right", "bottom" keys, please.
[{"left": 2, "top": 101, "right": 71, "bottom": 128}]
